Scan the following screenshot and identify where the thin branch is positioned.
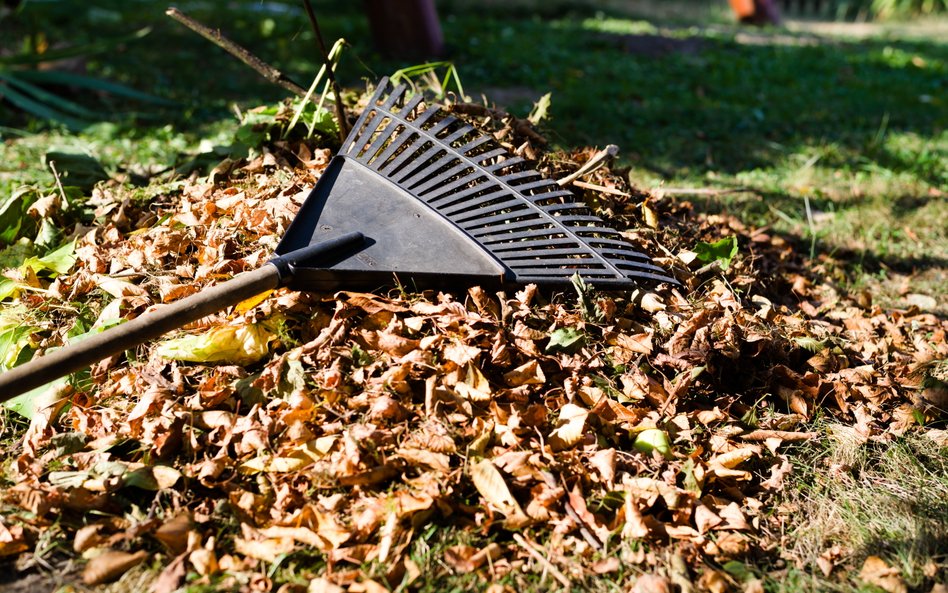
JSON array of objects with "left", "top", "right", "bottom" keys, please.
[
  {"left": 165, "top": 7, "right": 307, "bottom": 98},
  {"left": 301, "top": 0, "right": 349, "bottom": 142},
  {"left": 655, "top": 187, "right": 753, "bottom": 196},
  {"left": 512, "top": 534, "right": 572, "bottom": 590},
  {"left": 740, "top": 429, "right": 818, "bottom": 442},
  {"left": 557, "top": 144, "right": 618, "bottom": 187},
  {"left": 570, "top": 180, "right": 630, "bottom": 197},
  {"left": 46, "top": 160, "right": 68, "bottom": 206}
]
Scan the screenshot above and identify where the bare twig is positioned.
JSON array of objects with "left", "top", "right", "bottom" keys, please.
[
  {"left": 740, "top": 429, "right": 818, "bottom": 442},
  {"left": 655, "top": 187, "right": 753, "bottom": 196},
  {"left": 46, "top": 160, "right": 68, "bottom": 205},
  {"left": 512, "top": 534, "right": 571, "bottom": 590},
  {"left": 557, "top": 144, "right": 618, "bottom": 187},
  {"left": 165, "top": 7, "right": 307, "bottom": 98},
  {"left": 561, "top": 500, "right": 605, "bottom": 551},
  {"left": 300, "top": 0, "right": 349, "bottom": 142},
  {"left": 571, "top": 180, "right": 630, "bottom": 197}
]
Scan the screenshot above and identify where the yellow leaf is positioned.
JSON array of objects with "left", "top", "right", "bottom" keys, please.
[
  {"left": 157, "top": 322, "right": 276, "bottom": 365},
  {"left": 234, "top": 289, "right": 273, "bottom": 314},
  {"left": 641, "top": 199, "right": 660, "bottom": 229},
  {"left": 239, "top": 455, "right": 309, "bottom": 474}
]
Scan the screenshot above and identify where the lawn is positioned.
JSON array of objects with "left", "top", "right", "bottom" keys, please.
[{"left": 1, "top": 1, "right": 946, "bottom": 592}]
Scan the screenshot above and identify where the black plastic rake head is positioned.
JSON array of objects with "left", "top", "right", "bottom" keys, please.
[{"left": 276, "top": 77, "right": 675, "bottom": 292}]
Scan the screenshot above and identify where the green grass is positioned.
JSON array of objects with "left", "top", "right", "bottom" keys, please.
[{"left": 770, "top": 429, "right": 948, "bottom": 592}]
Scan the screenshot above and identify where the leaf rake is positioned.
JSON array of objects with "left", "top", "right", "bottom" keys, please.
[{"left": 0, "top": 78, "right": 673, "bottom": 400}]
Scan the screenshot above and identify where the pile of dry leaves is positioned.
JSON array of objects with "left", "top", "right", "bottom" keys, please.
[{"left": 0, "top": 110, "right": 946, "bottom": 593}]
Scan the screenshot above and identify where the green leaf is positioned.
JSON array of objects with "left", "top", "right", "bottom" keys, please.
[
  {"left": 351, "top": 344, "right": 372, "bottom": 367},
  {"left": 0, "top": 188, "right": 38, "bottom": 245},
  {"left": 722, "top": 560, "right": 756, "bottom": 582},
  {"left": 694, "top": 236, "right": 739, "bottom": 270},
  {"left": 0, "top": 237, "right": 36, "bottom": 269},
  {"left": 0, "top": 323, "right": 36, "bottom": 369},
  {"left": 34, "top": 218, "right": 62, "bottom": 251},
  {"left": 546, "top": 327, "right": 584, "bottom": 353},
  {"left": 633, "top": 428, "right": 672, "bottom": 458},
  {"left": 570, "top": 271, "right": 604, "bottom": 323},
  {"left": 23, "top": 239, "right": 76, "bottom": 276},
  {"left": 528, "top": 92, "right": 552, "bottom": 126},
  {"left": 48, "top": 470, "right": 89, "bottom": 489},
  {"left": 681, "top": 459, "right": 701, "bottom": 494},
  {"left": 793, "top": 336, "right": 827, "bottom": 353},
  {"left": 2, "top": 376, "right": 69, "bottom": 420}
]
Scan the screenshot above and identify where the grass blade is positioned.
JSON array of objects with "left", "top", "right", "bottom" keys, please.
[
  {"left": 12, "top": 70, "right": 176, "bottom": 105},
  {"left": 0, "top": 80, "right": 86, "bottom": 129},
  {"left": 0, "top": 72, "right": 100, "bottom": 119}
]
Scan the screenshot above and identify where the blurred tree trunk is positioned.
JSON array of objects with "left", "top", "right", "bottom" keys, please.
[{"left": 364, "top": 0, "right": 444, "bottom": 59}]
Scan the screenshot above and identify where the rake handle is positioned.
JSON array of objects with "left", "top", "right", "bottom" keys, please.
[
  {"left": 0, "top": 232, "right": 364, "bottom": 403},
  {"left": 0, "top": 264, "right": 281, "bottom": 403}
]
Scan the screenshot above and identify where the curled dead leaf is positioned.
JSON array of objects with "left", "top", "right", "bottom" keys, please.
[
  {"left": 154, "top": 513, "right": 193, "bottom": 555},
  {"left": 469, "top": 458, "right": 530, "bottom": 527},
  {"left": 503, "top": 360, "right": 546, "bottom": 387},
  {"left": 82, "top": 549, "right": 149, "bottom": 586},
  {"left": 444, "top": 542, "right": 503, "bottom": 573},
  {"left": 859, "top": 556, "right": 907, "bottom": 593}
]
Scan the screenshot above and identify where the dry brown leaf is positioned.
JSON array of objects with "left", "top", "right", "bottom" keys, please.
[
  {"left": 455, "top": 363, "right": 492, "bottom": 402},
  {"left": 503, "top": 360, "right": 546, "bottom": 387},
  {"left": 698, "top": 569, "right": 730, "bottom": 593},
  {"left": 470, "top": 458, "right": 530, "bottom": 527},
  {"left": 154, "top": 513, "right": 193, "bottom": 555},
  {"left": 444, "top": 542, "right": 503, "bottom": 572},
  {"left": 308, "top": 578, "right": 345, "bottom": 593},
  {"left": 592, "top": 556, "right": 620, "bottom": 574},
  {"left": 0, "top": 522, "right": 29, "bottom": 557},
  {"left": 631, "top": 574, "right": 672, "bottom": 593},
  {"left": 549, "top": 403, "right": 589, "bottom": 450},
  {"left": 73, "top": 524, "right": 105, "bottom": 554},
  {"left": 709, "top": 447, "right": 758, "bottom": 469},
  {"left": 234, "top": 534, "right": 296, "bottom": 563},
  {"left": 694, "top": 502, "right": 723, "bottom": 533},
  {"left": 397, "top": 447, "right": 451, "bottom": 473},
  {"left": 82, "top": 549, "right": 149, "bottom": 585},
  {"left": 859, "top": 556, "right": 907, "bottom": 593},
  {"left": 151, "top": 555, "right": 187, "bottom": 593},
  {"left": 189, "top": 537, "right": 219, "bottom": 576},
  {"left": 614, "top": 331, "right": 654, "bottom": 359}
]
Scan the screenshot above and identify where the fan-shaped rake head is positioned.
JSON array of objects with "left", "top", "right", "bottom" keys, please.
[{"left": 277, "top": 77, "right": 674, "bottom": 291}]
